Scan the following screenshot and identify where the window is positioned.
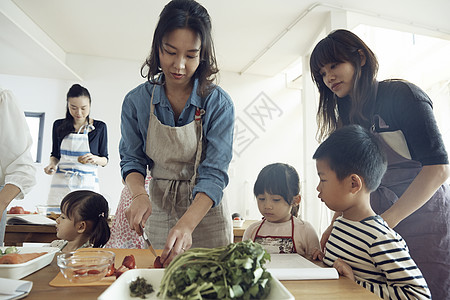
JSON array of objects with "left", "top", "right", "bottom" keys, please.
[{"left": 25, "top": 112, "right": 45, "bottom": 163}]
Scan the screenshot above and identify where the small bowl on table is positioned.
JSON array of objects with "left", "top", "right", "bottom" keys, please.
[
  {"left": 233, "top": 218, "right": 245, "bottom": 228},
  {"left": 57, "top": 250, "right": 115, "bottom": 283},
  {"left": 36, "top": 205, "right": 61, "bottom": 217}
]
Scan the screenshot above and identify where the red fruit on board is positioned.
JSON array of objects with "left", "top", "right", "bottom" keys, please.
[
  {"left": 122, "top": 255, "right": 136, "bottom": 269},
  {"left": 114, "top": 265, "right": 130, "bottom": 278},
  {"left": 154, "top": 256, "right": 163, "bottom": 268},
  {"left": 8, "top": 206, "right": 25, "bottom": 214},
  {"left": 105, "top": 263, "right": 116, "bottom": 277},
  {"left": 73, "top": 269, "right": 88, "bottom": 275}
]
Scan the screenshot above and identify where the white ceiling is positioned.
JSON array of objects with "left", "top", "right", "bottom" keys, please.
[{"left": 1, "top": 0, "right": 450, "bottom": 80}]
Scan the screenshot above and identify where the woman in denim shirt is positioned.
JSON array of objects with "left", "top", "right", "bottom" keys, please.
[{"left": 119, "top": 0, "right": 234, "bottom": 266}]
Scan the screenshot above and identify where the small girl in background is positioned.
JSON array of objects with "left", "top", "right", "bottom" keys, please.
[
  {"left": 51, "top": 190, "right": 111, "bottom": 252},
  {"left": 243, "top": 163, "right": 320, "bottom": 259}
]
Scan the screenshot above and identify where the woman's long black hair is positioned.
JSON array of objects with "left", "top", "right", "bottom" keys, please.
[
  {"left": 60, "top": 190, "right": 110, "bottom": 248},
  {"left": 140, "top": 0, "right": 219, "bottom": 98},
  {"left": 57, "top": 84, "right": 91, "bottom": 139},
  {"left": 310, "top": 29, "right": 379, "bottom": 141}
]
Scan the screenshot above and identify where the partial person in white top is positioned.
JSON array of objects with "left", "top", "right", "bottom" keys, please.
[
  {"left": 242, "top": 163, "right": 320, "bottom": 260},
  {"left": 0, "top": 87, "right": 36, "bottom": 245}
]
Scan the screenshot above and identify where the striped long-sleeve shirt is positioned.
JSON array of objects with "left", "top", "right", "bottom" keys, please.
[{"left": 324, "top": 216, "right": 431, "bottom": 299}]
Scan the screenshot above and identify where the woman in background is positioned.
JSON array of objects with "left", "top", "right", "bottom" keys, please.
[
  {"left": 44, "top": 84, "right": 108, "bottom": 205},
  {"left": 0, "top": 87, "right": 36, "bottom": 245},
  {"left": 310, "top": 29, "right": 450, "bottom": 299}
]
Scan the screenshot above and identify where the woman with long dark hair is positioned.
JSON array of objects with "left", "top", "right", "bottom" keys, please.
[
  {"left": 45, "top": 84, "right": 108, "bottom": 205},
  {"left": 310, "top": 29, "right": 450, "bottom": 299},
  {"left": 120, "top": 0, "right": 234, "bottom": 266}
]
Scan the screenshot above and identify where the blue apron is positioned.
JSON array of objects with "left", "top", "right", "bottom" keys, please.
[{"left": 47, "top": 123, "right": 99, "bottom": 205}]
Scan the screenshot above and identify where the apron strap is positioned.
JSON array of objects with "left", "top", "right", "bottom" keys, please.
[
  {"left": 253, "top": 218, "right": 266, "bottom": 241},
  {"left": 77, "top": 121, "right": 89, "bottom": 134},
  {"left": 290, "top": 216, "right": 297, "bottom": 253},
  {"left": 190, "top": 108, "right": 205, "bottom": 191},
  {"left": 161, "top": 180, "right": 187, "bottom": 218},
  {"left": 77, "top": 121, "right": 94, "bottom": 134}
]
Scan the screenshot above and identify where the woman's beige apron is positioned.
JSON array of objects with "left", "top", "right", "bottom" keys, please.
[{"left": 144, "top": 86, "right": 232, "bottom": 249}]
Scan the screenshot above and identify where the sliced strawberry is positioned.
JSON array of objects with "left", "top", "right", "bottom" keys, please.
[
  {"left": 122, "top": 255, "right": 136, "bottom": 269},
  {"left": 114, "top": 265, "right": 130, "bottom": 278},
  {"left": 73, "top": 269, "right": 88, "bottom": 275},
  {"left": 105, "top": 263, "right": 116, "bottom": 277},
  {"left": 153, "top": 256, "right": 163, "bottom": 268}
]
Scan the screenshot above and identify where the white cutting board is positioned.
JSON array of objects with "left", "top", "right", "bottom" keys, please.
[{"left": 266, "top": 253, "right": 338, "bottom": 280}]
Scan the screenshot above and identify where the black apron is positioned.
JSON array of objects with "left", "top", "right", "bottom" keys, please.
[{"left": 371, "top": 115, "right": 450, "bottom": 300}]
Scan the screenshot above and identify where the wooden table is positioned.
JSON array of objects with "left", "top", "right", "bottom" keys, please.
[
  {"left": 4, "top": 224, "right": 57, "bottom": 246},
  {"left": 7, "top": 220, "right": 254, "bottom": 246},
  {"left": 5, "top": 217, "right": 115, "bottom": 246},
  {"left": 22, "top": 248, "right": 379, "bottom": 300}
]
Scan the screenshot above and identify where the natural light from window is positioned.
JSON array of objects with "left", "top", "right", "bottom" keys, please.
[{"left": 354, "top": 24, "right": 450, "bottom": 170}]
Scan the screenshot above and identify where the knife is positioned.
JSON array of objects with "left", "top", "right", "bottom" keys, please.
[{"left": 140, "top": 225, "right": 158, "bottom": 257}]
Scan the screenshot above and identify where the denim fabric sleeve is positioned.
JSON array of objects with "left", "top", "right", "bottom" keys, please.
[
  {"left": 119, "top": 84, "right": 151, "bottom": 180},
  {"left": 192, "top": 87, "right": 234, "bottom": 207}
]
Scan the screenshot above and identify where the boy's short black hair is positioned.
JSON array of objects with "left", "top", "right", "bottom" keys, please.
[{"left": 313, "top": 125, "right": 387, "bottom": 192}]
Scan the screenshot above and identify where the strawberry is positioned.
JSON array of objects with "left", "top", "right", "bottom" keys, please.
[
  {"left": 73, "top": 269, "right": 87, "bottom": 275},
  {"left": 154, "top": 256, "right": 163, "bottom": 268},
  {"left": 105, "top": 263, "right": 116, "bottom": 277},
  {"left": 114, "top": 265, "right": 130, "bottom": 278},
  {"left": 122, "top": 255, "right": 136, "bottom": 269}
]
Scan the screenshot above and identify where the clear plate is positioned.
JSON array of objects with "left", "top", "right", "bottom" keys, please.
[
  {"left": 98, "top": 268, "right": 294, "bottom": 300},
  {"left": 0, "top": 247, "right": 60, "bottom": 279}
]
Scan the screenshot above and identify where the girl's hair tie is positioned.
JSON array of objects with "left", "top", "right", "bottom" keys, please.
[{"left": 98, "top": 212, "right": 105, "bottom": 218}]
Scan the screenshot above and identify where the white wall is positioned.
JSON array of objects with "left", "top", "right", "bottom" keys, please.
[
  {"left": 220, "top": 71, "right": 303, "bottom": 221},
  {"left": 1, "top": 54, "right": 144, "bottom": 216},
  {"left": 2, "top": 55, "right": 307, "bottom": 229},
  {"left": 1, "top": 74, "right": 71, "bottom": 212}
]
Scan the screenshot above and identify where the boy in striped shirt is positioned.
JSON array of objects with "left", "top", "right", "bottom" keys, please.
[{"left": 312, "top": 125, "right": 431, "bottom": 300}]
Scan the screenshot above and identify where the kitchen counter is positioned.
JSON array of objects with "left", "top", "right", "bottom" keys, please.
[{"left": 22, "top": 248, "right": 380, "bottom": 300}]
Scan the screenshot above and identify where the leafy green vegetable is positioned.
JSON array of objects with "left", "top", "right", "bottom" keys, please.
[
  {"left": 129, "top": 276, "right": 154, "bottom": 298},
  {"left": 0, "top": 246, "right": 18, "bottom": 257},
  {"left": 158, "top": 240, "right": 272, "bottom": 299}
]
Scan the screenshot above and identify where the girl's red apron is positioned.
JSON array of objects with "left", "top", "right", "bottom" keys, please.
[
  {"left": 371, "top": 115, "right": 450, "bottom": 300},
  {"left": 253, "top": 217, "right": 297, "bottom": 254},
  {"left": 144, "top": 86, "right": 232, "bottom": 249},
  {"left": 47, "top": 124, "right": 99, "bottom": 205}
]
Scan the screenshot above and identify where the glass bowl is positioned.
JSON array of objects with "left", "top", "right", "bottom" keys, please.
[
  {"left": 36, "top": 205, "right": 61, "bottom": 216},
  {"left": 57, "top": 250, "right": 115, "bottom": 283}
]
